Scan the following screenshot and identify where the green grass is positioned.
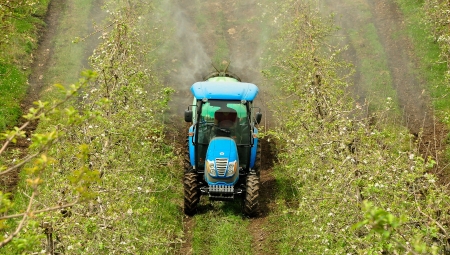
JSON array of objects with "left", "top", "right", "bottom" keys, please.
[
  {"left": 212, "top": 11, "right": 230, "bottom": 67},
  {"left": 0, "top": 1, "right": 50, "bottom": 130},
  {"left": 392, "top": 0, "right": 450, "bottom": 164},
  {"left": 0, "top": 64, "right": 28, "bottom": 131},
  {"left": 348, "top": 23, "right": 399, "bottom": 114},
  {"left": 394, "top": 0, "right": 448, "bottom": 113},
  {"left": 0, "top": 0, "right": 99, "bottom": 131},
  {"left": 195, "top": 7, "right": 208, "bottom": 30},
  {"left": 192, "top": 203, "right": 252, "bottom": 255},
  {"left": 41, "top": 0, "right": 97, "bottom": 100},
  {"left": 331, "top": 0, "right": 402, "bottom": 117},
  {"left": 310, "top": 1, "right": 402, "bottom": 126},
  {"left": 213, "top": 37, "right": 230, "bottom": 68}
]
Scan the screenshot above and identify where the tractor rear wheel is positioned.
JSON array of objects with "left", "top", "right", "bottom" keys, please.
[
  {"left": 244, "top": 174, "right": 260, "bottom": 217},
  {"left": 184, "top": 172, "right": 200, "bottom": 215},
  {"left": 184, "top": 137, "right": 191, "bottom": 172},
  {"left": 254, "top": 142, "right": 261, "bottom": 177}
]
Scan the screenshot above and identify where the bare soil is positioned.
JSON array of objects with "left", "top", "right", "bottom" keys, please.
[{"left": 249, "top": 137, "right": 277, "bottom": 255}]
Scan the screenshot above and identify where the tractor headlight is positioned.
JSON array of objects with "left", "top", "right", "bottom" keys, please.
[
  {"left": 226, "top": 160, "right": 237, "bottom": 177},
  {"left": 206, "top": 160, "right": 216, "bottom": 177}
]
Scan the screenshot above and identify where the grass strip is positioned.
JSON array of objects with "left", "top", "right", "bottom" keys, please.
[
  {"left": 393, "top": 0, "right": 448, "bottom": 114},
  {"left": 0, "top": 0, "right": 51, "bottom": 130},
  {"left": 192, "top": 202, "right": 252, "bottom": 255},
  {"left": 41, "top": 0, "right": 98, "bottom": 100}
]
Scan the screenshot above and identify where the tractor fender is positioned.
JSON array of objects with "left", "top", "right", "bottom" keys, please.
[
  {"left": 188, "top": 125, "right": 195, "bottom": 166},
  {"left": 249, "top": 128, "right": 259, "bottom": 169}
]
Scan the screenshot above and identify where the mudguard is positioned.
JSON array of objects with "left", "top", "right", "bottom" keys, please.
[
  {"left": 204, "top": 137, "right": 239, "bottom": 186},
  {"left": 188, "top": 125, "right": 195, "bottom": 166},
  {"left": 249, "top": 127, "right": 259, "bottom": 169}
]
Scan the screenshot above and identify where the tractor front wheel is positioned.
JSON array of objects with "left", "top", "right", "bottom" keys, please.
[
  {"left": 244, "top": 174, "right": 260, "bottom": 217},
  {"left": 184, "top": 172, "right": 200, "bottom": 215}
]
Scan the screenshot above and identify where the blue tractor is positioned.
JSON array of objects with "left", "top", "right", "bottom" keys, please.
[{"left": 183, "top": 72, "right": 262, "bottom": 216}]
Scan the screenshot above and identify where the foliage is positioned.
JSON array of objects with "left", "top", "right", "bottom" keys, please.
[
  {"left": 262, "top": 0, "right": 450, "bottom": 253},
  {"left": 45, "top": 2, "right": 183, "bottom": 250},
  {"left": 0, "top": 71, "right": 98, "bottom": 249}
]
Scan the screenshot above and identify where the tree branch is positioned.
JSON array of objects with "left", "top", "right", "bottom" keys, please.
[
  {"left": 0, "top": 152, "right": 39, "bottom": 176},
  {"left": 414, "top": 186, "right": 449, "bottom": 243},
  {"left": 0, "top": 120, "right": 31, "bottom": 155},
  {"left": 0, "top": 191, "right": 35, "bottom": 248},
  {"left": 0, "top": 199, "right": 79, "bottom": 220},
  {"left": 0, "top": 84, "right": 83, "bottom": 156}
]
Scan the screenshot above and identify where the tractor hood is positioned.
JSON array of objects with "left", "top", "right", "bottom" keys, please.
[
  {"left": 191, "top": 81, "right": 259, "bottom": 101},
  {"left": 204, "top": 137, "right": 239, "bottom": 185},
  {"left": 206, "top": 137, "right": 238, "bottom": 162}
]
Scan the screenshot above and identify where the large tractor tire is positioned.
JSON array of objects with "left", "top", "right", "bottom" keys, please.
[
  {"left": 244, "top": 174, "right": 260, "bottom": 217},
  {"left": 254, "top": 142, "right": 261, "bottom": 177},
  {"left": 184, "top": 172, "right": 200, "bottom": 215},
  {"left": 184, "top": 137, "right": 191, "bottom": 172}
]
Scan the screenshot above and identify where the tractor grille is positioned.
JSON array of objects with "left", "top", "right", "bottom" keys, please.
[
  {"left": 209, "top": 185, "right": 234, "bottom": 200},
  {"left": 215, "top": 158, "right": 228, "bottom": 176}
]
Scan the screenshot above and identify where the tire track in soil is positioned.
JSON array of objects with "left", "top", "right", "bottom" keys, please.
[
  {"left": 248, "top": 138, "right": 277, "bottom": 255},
  {"left": 179, "top": 216, "right": 195, "bottom": 255}
]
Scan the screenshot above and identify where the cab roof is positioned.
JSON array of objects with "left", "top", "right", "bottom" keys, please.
[{"left": 190, "top": 81, "right": 259, "bottom": 101}]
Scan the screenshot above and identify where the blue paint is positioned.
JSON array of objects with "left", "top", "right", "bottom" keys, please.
[
  {"left": 188, "top": 125, "right": 195, "bottom": 166},
  {"left": 250, "top": 128, "right": 259, "bottom": 169},
  {"left": 191, "top": 82, "right": 259, "bottom": 101},
  {"left": 204, "top": 137, "right": 239, "bottom": 186}
]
